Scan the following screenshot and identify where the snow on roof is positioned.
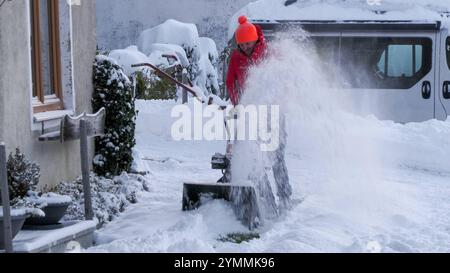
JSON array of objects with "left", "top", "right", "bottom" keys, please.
[
  {"left": 138, "top": 19, "right": 201, "bottom": 60},
  {"left": 228, "top": 0, "right": 450, "bottom": 40}
]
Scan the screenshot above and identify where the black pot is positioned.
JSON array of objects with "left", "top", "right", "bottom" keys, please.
[
  {"left": 0, "top": 214, "right": 28, "bottom": 250},
  {"left": 25, "top": 202, "right": 70, "bottom": 226}
]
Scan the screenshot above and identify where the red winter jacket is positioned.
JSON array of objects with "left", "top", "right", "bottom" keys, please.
[{"left": 226, "top": 25, "right": 267, "bottom": 106}]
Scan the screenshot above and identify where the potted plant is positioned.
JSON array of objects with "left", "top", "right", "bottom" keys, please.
[
  {"left": 24, "top": 192, "right": 72, "bottom": 226},
  {"left": 4, "top": 148, "right": 71, "bottom": 227}
]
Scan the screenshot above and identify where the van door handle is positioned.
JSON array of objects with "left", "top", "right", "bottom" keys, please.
[
  {"left": 444, "top": 81, "right": 450, "bottom": 99},
  {"left": 422, "top": 81, "right": 431, "bottom": 99}
]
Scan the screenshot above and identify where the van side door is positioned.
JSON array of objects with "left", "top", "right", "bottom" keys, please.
[{"left": 436, "top": 31, "right": 450, "bottom": 120}]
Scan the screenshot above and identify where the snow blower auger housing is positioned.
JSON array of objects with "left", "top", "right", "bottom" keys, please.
[
  {"left": 182, "top": 153, "right": 261, "bottom": 230},
  {"left": 182, "top": 183, "right": 259, "bottom": 229}
]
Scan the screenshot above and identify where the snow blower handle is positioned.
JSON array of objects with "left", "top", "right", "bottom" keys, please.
[{"left": 131, "top": 63, "right": 206, "bottom": 103}]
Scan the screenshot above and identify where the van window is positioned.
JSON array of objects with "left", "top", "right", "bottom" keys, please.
[
  {"left": 340, "top": 37, "right": 432, "bottom": 89},
  {"left": 377, "top": 44, "right": 423, "bottom": 77},
  {"left": 446, "top": 37, "right": 450, "bottom": 70}
]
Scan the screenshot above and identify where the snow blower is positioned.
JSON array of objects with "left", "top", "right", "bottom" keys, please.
[
  {"left": 182, "top": 151, "right": 260, "bottom": 230},
  {"left": 132, "top": 62, "right": 261, "bottom": 230}
]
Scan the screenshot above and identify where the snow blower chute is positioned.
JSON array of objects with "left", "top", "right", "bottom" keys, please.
[{"left": 132, "top": 62, "right": 261, "bottom": 229}]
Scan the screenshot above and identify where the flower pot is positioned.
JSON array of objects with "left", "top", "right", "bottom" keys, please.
[
  {"left": 0, "top": 213, "right": 28, "bottom": 250},
  {"left": 25, "top": 202, "right": 70, "bottom": 226}
]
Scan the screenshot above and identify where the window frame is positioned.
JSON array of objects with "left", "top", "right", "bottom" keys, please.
[{"left": 31, "top": 0, "right": 63, "bottom": 113}]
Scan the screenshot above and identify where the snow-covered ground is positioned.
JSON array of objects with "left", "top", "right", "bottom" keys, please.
[
  {"left": 87, "top": 99, "right": 450, "bottom": 253},
  {"left": 87, "top": 26, "right": 450, "bottom": 253}
]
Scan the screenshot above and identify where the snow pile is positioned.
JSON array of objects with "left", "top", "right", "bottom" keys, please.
[
  {"left": 134, "top": 100, "right": 179, "bottom": 140},
  {"left": 55, "top": 173, "right": 151, "bottom": 226},
  {"left": 22, "top": 191, "right": 71, "bottom": 209},
  {"left": 89, "top": 200, "right": 249, "bottom": 253},
  {"left": 0, "top": 208, "right": 27, "bottom": 218},
  {"left": 37, "top": 193, "right": 72, "bottom": 206},
  {"left": 229, "top": 0, "right": 450, "bottom": 39}
]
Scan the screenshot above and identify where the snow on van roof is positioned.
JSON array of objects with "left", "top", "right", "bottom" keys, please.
[{"left": 228, "top": 0, "right": 450, "bottom": 40}]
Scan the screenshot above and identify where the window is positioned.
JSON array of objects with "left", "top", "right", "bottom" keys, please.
[
  {"left": 446, "top": 37, "right": 450, "bottom": 71},
  {"left": 376, "top": 44, "right": 423, "bottom": 77},
  {"left": 339, "top": 37, "right": 432, "bottom": 89},
  {"left": 31, "top": 0, "right": 63, "bottom": 113}
]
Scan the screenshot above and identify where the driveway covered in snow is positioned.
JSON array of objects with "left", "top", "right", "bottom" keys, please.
[{"left": 87, "top": 99, "right": 450, "bottom": 253}]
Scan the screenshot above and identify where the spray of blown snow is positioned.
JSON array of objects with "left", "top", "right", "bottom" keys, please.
[{"left": 230, "top": 30, "right": 422, "bottom": 226}]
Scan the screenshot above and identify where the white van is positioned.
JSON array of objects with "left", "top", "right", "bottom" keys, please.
[{"left": 228, "top": 18, "right": 450, "bottom": 123}]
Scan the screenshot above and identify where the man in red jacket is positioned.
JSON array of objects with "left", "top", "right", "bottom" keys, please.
[
  {"left": 225, "top": 16, "right": 292, "bottom": 216},
  {"left": 226, "top": 16, "right": 267, "bottom": 106}
]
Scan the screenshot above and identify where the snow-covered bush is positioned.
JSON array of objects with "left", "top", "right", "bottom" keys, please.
[
  {"left": 138, "top": 19, "right": 200, "bottom": 86},
  {"left": 92, "top": 55, "right": 137, "bottom": 177},
  {"left": 109, "top": 46, "right": 150, "bottom": 77},
  {"left": 107, "top": 45, "right": 181, "bottom": 100},
  {"left": 198, "top": 37, "right": 220, "bottom": 95},
  {"left": 218, "top": 45, "right": 233, "bottom": 99},
  {"left": 54, "top": 172, "right": 150, "bottom": 226},
  {"left": 5, "top": 148, "right": 40, "bottom": 201},
  {"left": 0, "top": 148, "right": 46, "bottom": 217},
  {"left": 137, "top": 19, "right": 219, "bottom": 97}
]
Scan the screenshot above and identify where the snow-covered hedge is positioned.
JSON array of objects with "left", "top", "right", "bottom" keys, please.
[
  {"left": 92, "top": 55, "right": 137, "bottom": 177},
  {"left": 54, "top": 172, "right": 150, "bottom": 226},
  {"left": 106, "top": 20, "right": 221, "bottom": 101}
]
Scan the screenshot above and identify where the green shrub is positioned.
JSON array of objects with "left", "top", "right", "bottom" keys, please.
[
  {"left": 217, "top": 232, "right": 260, "bottom": 244},
  {"left": 5, "top": 148, "right": 40, "bottom": 201},
  {"left": 134, "top": 70, "right": 178, "bottom": 100}
]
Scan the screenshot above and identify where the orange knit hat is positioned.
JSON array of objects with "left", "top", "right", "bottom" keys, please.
[{"left": 235, "top": 16, "right": 258, "bottom": 44}]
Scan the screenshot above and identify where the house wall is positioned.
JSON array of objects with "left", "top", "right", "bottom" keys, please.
[
  {"left": 72, "top": 0, "right": 96, "bottom": 115},
  {"left": 0, "top": 0, "right": 97, "bottom": 189}
]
